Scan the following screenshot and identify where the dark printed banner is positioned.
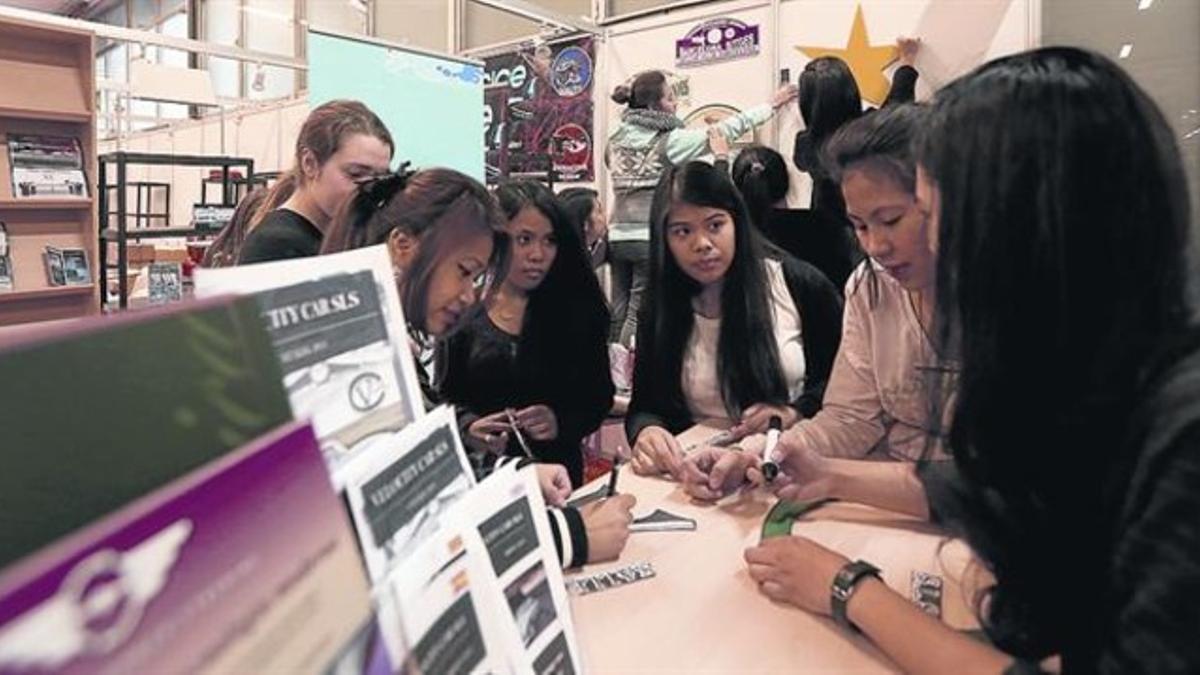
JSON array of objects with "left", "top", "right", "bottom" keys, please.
[
  {"left": 254, "top": 271, "right": 386, "bottom": 373},
  {"left": 534, "top": 632, "right": 576, "bottom": 675},
  {"left": 484, "top": 36, "right": 595, "bottom": 184},
  {"left": 360, "top": 424, "right": 465, "bottom": 548},
  {"left": 412, "top": 594, "right": 487, "bottom": 675},
  {"left": 478, "top": 497, "right": 538, "bottom": 576}
]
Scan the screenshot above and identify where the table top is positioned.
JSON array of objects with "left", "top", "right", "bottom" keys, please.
[{"left": 567, "top": 423, "right": 987, "bottom": 673}]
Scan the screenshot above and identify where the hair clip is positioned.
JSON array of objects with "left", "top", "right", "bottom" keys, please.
[{"left": 357, "top": 161, "right": 415, "bottom": 210}]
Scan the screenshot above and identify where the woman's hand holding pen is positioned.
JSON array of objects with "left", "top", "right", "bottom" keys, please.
[
  {"left": 681, "top": 448, "right": 758, "bottom": 501},
  {"left": 729, "top": 403, "right": 798, "bottom": 441},
  {"left": 580, "top": 493, "right": 637, "bottom": 563},
  {"left": 467, "top": 412, "right": 510, "bottom": 454},
  {"left": 514, "top": 404, "right": 558, "bottom": 441}
]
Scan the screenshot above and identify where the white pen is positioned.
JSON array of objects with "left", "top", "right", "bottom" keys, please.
[
  {"left": 761, "top": 415, "right": 783, "bottom": 482},
  {"left": 505, "top": 408, "right": 535, "bottom": 458}
]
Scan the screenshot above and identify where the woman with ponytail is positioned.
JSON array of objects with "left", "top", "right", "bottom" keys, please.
[
  {"left": 239, "top": 99, "right": 393, "bottom": 264},
  {"left": 605, "top": 71, "right": 798, "bottom": 346},
  {"left": 731, "top": 145, "right": 859, "bottom": 288}
]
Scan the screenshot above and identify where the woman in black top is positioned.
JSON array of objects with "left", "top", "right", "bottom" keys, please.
[
  {"left": 793, "top": 40, "right": 919, "bottom": 234},
  {"left": 627, "top": 161, "right": 842, "bottom": 479},
  {"left": 557, "top": 187, "right": 608, "bottom": 270},
  {"left": 743, "top": 47, "right": 1200, "bottom": 672},
  {"left": 240, "top": 100, "right": 393, "bottom": 264},
  {"left": 731, "top": 145, "right": 860, "bottom": 289},
  {"left": 438, "top": 181, "right": 613, "bottom": 488}
]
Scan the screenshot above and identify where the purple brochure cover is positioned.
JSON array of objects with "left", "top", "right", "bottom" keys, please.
[{"left": 0, "top": 422, "right": 374, "bottom": 675}]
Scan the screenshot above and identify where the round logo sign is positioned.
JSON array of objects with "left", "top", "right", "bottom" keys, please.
[
  {"left": 550, "top": 46, "right": 592, "bottom": 98},
  {"left": 552, "top": 123, "right": 592, "bottom": 181},
  {"left": 348, "top": 372, "right": 387, "bottom": 412}
]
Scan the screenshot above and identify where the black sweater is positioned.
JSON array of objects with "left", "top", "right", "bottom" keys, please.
[
  {"left": 758, "top": 207, "right": 862, "bottom": 291},
  {"left": 626, "top": 254, "right": 843, "bottom": 443},
  {"left": 792, "top": 65, "right": 919, "bottom": 231},
  {"left": 238, "top": 209, "right": 322, "bottom": 264},
  {"left": 437, "top": 304, "right": 614, "bottom": 488}
]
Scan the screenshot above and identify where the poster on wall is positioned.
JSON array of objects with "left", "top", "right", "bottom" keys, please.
[
  {"left": 675, "top": 18, "right": 761, "bottom": 69},
  {"left": 484, "top": 36, "right": 595, "bottom": 184}
]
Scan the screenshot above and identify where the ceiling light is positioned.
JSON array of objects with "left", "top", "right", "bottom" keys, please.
[
  {"left": 1119, "top": 43, "right": 1133, "bottom": 59},
  {"left": 1138, "top": 0, "right": 1153, "bottom": 10}
]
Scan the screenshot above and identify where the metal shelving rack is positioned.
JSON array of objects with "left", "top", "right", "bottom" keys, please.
[{"left": 98, "top": 151, "right": 254, "bottom": 309}]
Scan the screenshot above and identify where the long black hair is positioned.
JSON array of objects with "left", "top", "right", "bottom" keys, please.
[
  {"left": 493, "top": 181, "right": 609, "bottom": 362},
  {"left": 731, "top": 145, "right": 789, "bottom": 235},
  {"left": 639, "top": 161, "right": 788, "bottom": 419},
  {"left": 798, "top": 57, "right": 863, "bottom": 143},
  {"left": 321, "top": 167, "right": 509, "bottom": 339},
  {"left": 556, "top": 186, "right": 599, "bottom": 244},
  {"left": 916, "top": 47, "right": 1193, "bottom": 660}
]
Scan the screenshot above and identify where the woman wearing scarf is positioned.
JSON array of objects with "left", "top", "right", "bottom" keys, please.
[{"left": 605, "top": 72, "right": 796, "bottom": 346}]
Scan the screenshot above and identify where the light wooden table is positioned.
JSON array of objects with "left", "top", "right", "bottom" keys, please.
[{"left": 568, "top": 423, "right": 986, "bottom": 673}]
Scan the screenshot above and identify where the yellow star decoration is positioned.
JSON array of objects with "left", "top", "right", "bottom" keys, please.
[{"left": 795, "top": 5, "right": 898, "bottom": 105}]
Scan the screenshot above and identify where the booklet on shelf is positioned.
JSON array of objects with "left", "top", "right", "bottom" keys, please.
[
  {"left": 7, "top": 135, "right": 88, "bottom": 199},
  {"left": 341, "top": 405, "right": 477, "bottom": 584},
  {"left": 60, "top": 248, "right": 90, "bottom": 286},
  {"left": 148, "top": 262, "right": 183, "bottom": 304},
  {"left": 194, "top": 245, "right": 425, "bottom": 486},
  {"left": 42, "top": 246, "right": 65, "bottom": 286},
  {"left": 0, "top": 221, "right": 11, "bottom": 291},
  {"left": 0, "top": 422, "right": 376, "bottom": 675}
]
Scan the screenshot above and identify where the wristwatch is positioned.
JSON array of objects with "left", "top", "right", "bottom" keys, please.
[{"left": 831, "top": 559, "right": 882, "bottom": 632}]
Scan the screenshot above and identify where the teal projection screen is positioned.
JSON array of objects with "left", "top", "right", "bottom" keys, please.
[{"left": 308, "top": 30, "right": 484, "bottom": 180}]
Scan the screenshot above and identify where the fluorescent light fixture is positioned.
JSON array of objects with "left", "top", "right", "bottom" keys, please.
[
  {"left": 1119, "top": 43, "right": 1133, "bottom": 59},
  {"left": 1138, "top": 0, "right": 1154, "bottom": 10}
]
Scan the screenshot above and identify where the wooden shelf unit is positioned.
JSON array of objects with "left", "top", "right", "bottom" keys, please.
[{"left": 0, "top": 15, "right": 98, "bottom": 326}]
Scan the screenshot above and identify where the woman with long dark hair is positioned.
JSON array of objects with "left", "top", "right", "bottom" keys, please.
[
  {"left": 557, "top": 186, "right": 607, "bottom": 270},
  {"left": 437, "top": 180, "right": 613, "bottom": 487},
  {"left": 626, "top": 161, "right": 842, "bottom": 478},
  {"left": 731, "top": 144, "right": 860, "bottom": 288},
  {"left": 323, "top": 170, "right": 635, "bottom": 568},
  {"left": 793, "top": 40, "right": 919, "bottom": 235},
  {"left": 606, "top": 70, "right": 797, "bottom": 346},
  {"left": 744, "top": 48, "right": 1200, "bottom": 671}
]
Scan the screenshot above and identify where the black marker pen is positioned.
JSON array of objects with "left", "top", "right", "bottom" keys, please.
[{"left": 761, "top": 415, "right": 783, "bottom": 482}]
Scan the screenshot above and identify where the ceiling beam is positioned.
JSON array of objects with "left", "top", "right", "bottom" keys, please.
[
  {"left": 468, "top": 0, "right": 599, "bottom": 36},
  {"left": 0, "top": 4, "right": 307, "bottom": 71}
]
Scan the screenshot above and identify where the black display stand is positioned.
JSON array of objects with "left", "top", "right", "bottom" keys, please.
[{"left": 98, "top": 152, "right": 254, "bottom": 309}]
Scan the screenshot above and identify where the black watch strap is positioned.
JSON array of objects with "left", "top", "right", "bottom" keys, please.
[{"left": 831, "top": 559, "right": 881, "bottom": 632}]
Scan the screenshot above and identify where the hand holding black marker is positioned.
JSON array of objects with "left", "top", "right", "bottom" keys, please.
[
  {"left": 606, "top": 458, "right": 621, "bottom": 497},
  {"left": 761, "top": 415, "right": 783, "bottom": 482}
]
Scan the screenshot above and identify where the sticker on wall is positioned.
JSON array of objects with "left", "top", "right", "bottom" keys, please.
[
  {"left": 675, "top": 18, "right": 761, "bottom": 68},
  {"left": 683, "top": 104, "right": 759, "bottom": 147},
  {"left": 551, "top": 123, "right": 592, "bottom": 182}
]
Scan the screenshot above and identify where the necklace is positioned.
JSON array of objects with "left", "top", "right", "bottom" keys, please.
[{"left": 906, "top": 290, "right": 937, "bottom": 349}]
